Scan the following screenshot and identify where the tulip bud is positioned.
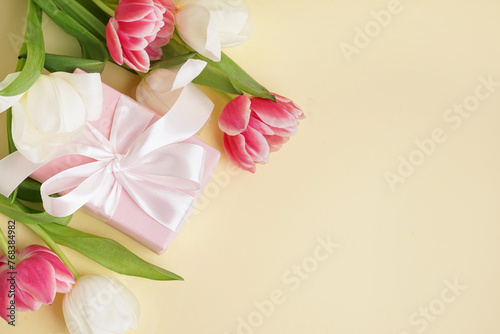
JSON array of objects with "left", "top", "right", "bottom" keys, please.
[
  {"left": 218, "top": 94, "right": 304, "bottom": 172},
  {"left": 0, "top": 71, "right": 103, "bottom": 163},
  {"left": 0, "top": 245, "right": 75, "bottom": 322},
  {"left": 63, "top": 275, "right": 140, "bottom": 334}
]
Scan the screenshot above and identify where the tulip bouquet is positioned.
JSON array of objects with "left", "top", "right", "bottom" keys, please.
[{"left": 0, "top": 0, "right": 303, "bottom": 332}]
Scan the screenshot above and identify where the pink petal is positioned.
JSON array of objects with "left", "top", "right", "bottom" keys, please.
[
  {"left": 148, "top": 10, "right": 175, "bottom": 48},
  {"left": 145, "top": 45, "right": 163, "bottom": 60},
  {"left": 250, "top": 97, "right": 298, "bottom": 128},
  {"left": 0, "top": 269, "right": 14, "bottom": 322},
  {"left": 115, "top": 3, "right": 155, "bottom": 22},
  {"left": 268, "top": 122, "right": 297, "bottom": 136},
  {"left": 17, "top": 244, "right": 50, "bottom": 259},
  {"left": 106, "top": 18, "right": 124, "bottom": 65},
  {"left": 223, "top": 134, "right": 255, "bottom": 173},
  {"left": 123, "top": 49, "right": 150, "bottom": 72},
  {"left": 156, "top": 0, "right": 177, "bottom": 13},
  {"left": 15, "top": 257, "right": 56, "bottom": 307},
  {"left": 248, "top": 115, "right": 275, "bottom": 135},
  {"left": 219, "top": 95, "right": 251, "bottom": 136},
  {"left": 29, "top": 253, "right": 75, "bottom": 293},
  {"left": 264, "top": 135, "right": 290, "bottom": 152},
  {"left": 14, "top": 286, "right": 42, "bottom": 312},
  {"left": 119, "top": 19, "right": 157, "bottom": 38},
  {"left": 242, "top": 126, "right": 269, "bottom": 164},
  {"left": 119, "top": 34, "right": 149, "bottom": 51},
  {"left": 274, "top": 93, "right": 305, "bottom": 119}
]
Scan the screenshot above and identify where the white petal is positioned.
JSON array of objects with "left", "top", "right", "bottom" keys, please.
[
  {"left": 219, "top": 19, "right": 254, "bottom": 47},
  {"left": 26, "top": 75, "right": 87, "bottom": 134},
  {"left": 63, "top": 275, "right": 140, "bottom": 334},
  {"left": 175, "top": 4, "right": 221, "bottom": 61},
  {"left": 50, "top": 72, "right": 103, "bottom": 121},
  {"left": 136, "top": 59, "right": 206, "bottom": 116},
  {"left": 0, "top": 72, "right": 25, "bottom": 112}
]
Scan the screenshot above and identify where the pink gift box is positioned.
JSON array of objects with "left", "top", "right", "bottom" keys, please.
[{"left": 31, "top": 81, "right": 220, "bottom": 255}]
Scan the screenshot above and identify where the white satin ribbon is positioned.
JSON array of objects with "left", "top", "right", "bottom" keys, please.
[{"left": 0, "top": 83, "right": 214, "bottom": 232}]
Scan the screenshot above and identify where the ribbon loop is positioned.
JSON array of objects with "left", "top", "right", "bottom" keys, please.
[{"left": 0, "top": 90, "right": 214, "bottom": 232}]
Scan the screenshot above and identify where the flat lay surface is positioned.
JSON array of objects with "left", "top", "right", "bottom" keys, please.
[{"left": 1, "top": 0, "right": 500, "bottom": 333}]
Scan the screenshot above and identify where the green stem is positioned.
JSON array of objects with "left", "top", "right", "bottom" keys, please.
[
  {"left": 89, "top": 0, "right": 115, "bottom": 17},
  {"left": 0, "top": 227, "right": 9, "bottom": 256},
  {"left": 26, "top": 224, "right": 80, "bottom": 279}
]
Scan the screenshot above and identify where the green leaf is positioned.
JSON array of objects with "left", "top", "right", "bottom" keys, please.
[
  {"left": 34, "top": 0, "right": 108, "bottom": 65},
  {"left": 16, "top": 178, "right": 42, "bottom": 203},
  {"left": 73, "top": 0, "right": 112, "bottom": 24},
  {"left": 199, "top": 52, "right": 275, "bottom": 100},
  {"left": 193, "top": 63, "right": 243, "bottom": 95},
  {"left": 44, "top": 53, "right": 105, "bottom": 73},
  {"left": 41, "top": 223, "right": 183, "bottom": 281},
  {"left": 52, "top": 0, "right": 107, "bottom": 42},
  {"left": 160, "top": 38, "right": 243, "bottom": 95},
  {"left": 0, "top": 0, "right": 44, "bottom": 97},
  {"left": 0, "top": 194, "right": 71, "bottom": 225}
]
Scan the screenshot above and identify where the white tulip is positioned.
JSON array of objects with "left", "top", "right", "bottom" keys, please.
[
  {"left": 63, "top": 275, "right": 140, "bottom": 334},
  {"left": 136, "top": 58, "right": 212, "bottom": 115},
  {"left": 0, "top": 71, "right": 102, "bottom": 163},
  {"left": 175, "top": 0, "right": 254, "bottom": 61}
]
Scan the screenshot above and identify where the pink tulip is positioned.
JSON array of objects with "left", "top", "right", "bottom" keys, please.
[
  {"left": 106, "top": 0, "right": 177, "bottom": 72},
  {"left": 0, "top": 245, "right": 75, "bottom": 322},
  {"left": 219, "top": 94, "right": 304, "bottom": 172}
]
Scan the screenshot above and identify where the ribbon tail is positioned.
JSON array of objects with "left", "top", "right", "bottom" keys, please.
[{"left": 0, "top": 151, "right": 44, "bottom": 196}]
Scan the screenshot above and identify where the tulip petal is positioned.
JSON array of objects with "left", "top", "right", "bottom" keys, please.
[
  {"left": 275, "top": 93, "right": 305, "bottom": 119},
  {"left": 148, "top": 9, "right": 175, "bottom": 48},
  {"left": 145, "top": 45, "right": 163, "bottom": 60},
  {"left": 218, "top": 95, "right": 251, "bottom": 136},
  {"left": 175, "top": 4, "right": 221, "bottom": 61},
  {"left": 248, "top": 116, "right": 275, "bottom": 135},
  {"left": 250, "top": 97, "right": 298, "bottom": 128},
  {"left": 50, "top": 72, "right": 103, "bottom": 121},
  {"left": 0, "top": 72, "right": 25, "bottom": 112},
  {"left": 115, "top": 3, "right": 155, "bottom": 22},
  {"left": 119, "top": 19, "right": 157, "bottom": 38},
  {"left": 12, "top": 95, "right": 74, "bottom": 163},
  {"left": 216, "top": 9, "right": 253, "bottom": 47},
  {"left": 106, "top": 18, "right": 124, "bottom": 65},
  {"left": 158, "top": 0, "right": 177, "bottom": 13},
  {"left": 26, "top": 75, "right": 87, "bottom": 134},
  {"left": 14, "top": 286, "right": 42, "bottom": 312},
  {"left": 15, "top": 257, "right": 57, "bottom": 307},
  {"left": 136, "top": 60, "right": 207, "bottom": 115},
  {"left": 120, "top": 34, "right": 149, "bottom": 51},
  {"left": 136, "top": 68, "right": 180, "bottom": 114},
  {"left": 63, "top": 275, "right": 140, "bottom": 334},
  {"left": 243, "top": 126, "right": 269, "bottom": 164},
  {"left": 264, "top": 135, "right": 290, "bottom": 152},
  {"left": 21, "top": 246, "right": 75, "bottom": 293},
  {"left": 268, "top": 122, "right": 297, "bottom": 136},
  {"left": 123, "top": 49, "right": 151, "bottom": 73},
  {"left": 0, "top": 267, "right": 14, "bottom": 322},
  {"left": 223, "top": 133, "right": 255, "bottom": 172}
]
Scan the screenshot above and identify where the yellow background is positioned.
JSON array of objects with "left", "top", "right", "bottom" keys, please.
[{"left": 1, "top": 0, "right": 500, "bottom": 333}]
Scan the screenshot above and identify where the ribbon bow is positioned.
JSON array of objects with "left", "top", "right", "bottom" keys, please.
[{"left": 0, "top": 83, "right": 213, "bottom": 232}]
